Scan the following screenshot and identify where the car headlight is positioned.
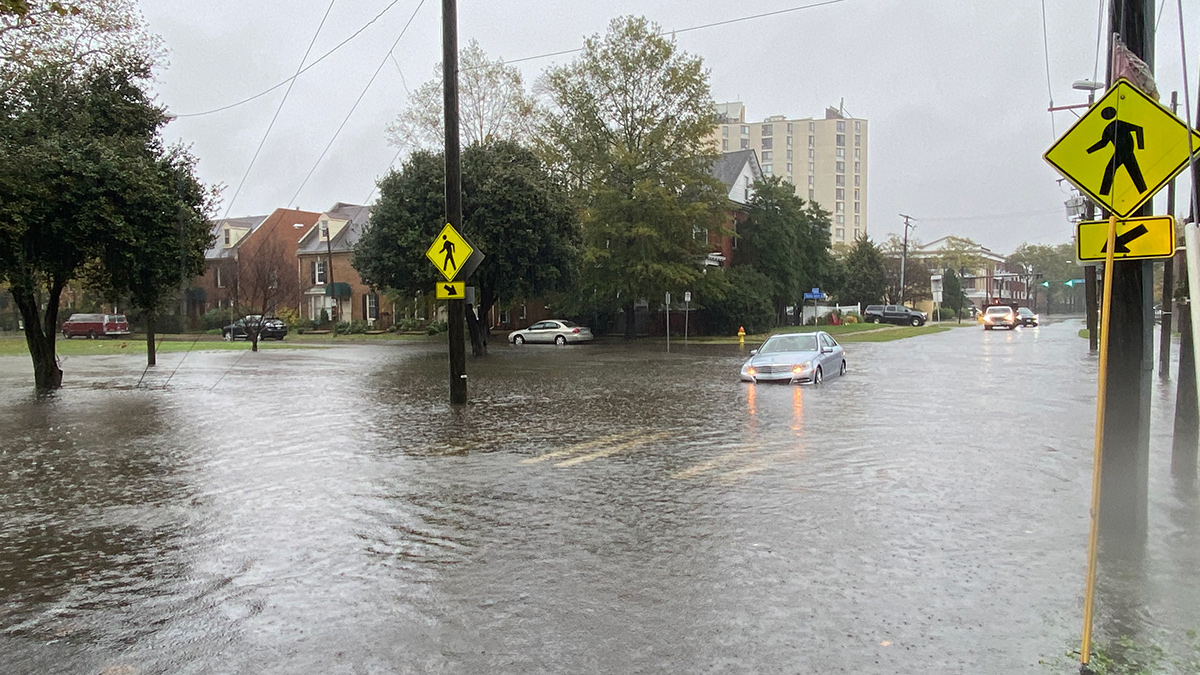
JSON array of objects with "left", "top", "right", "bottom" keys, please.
[
  {"left": 793, "top": 361, "right": 811, "bottom": 373},
  {"left": 746, "top": 366, "right": 757, "bottom": 376}
]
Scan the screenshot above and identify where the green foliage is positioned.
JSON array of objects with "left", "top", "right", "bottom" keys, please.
[
  {"left": 832, "top": 234, "right": 887, "bottom": 308},
  {"left": 1007, "top": 241, "right": 1076, "bottom": 311},
  {"left": 880, "top": 233, "right": 932, "bottom": 304},
  {"left": 336, "top": 320, "right": 368, "bottom": 335},
  {"left": 704, "top": 266, "right": 775, "bottom": 335},
  {"left": 425, "top": 320, "right": 448, "bottom": 335},
  {"left": 737, "top": 176, "right": 832, "bottom": 322},
  {"left": 941, "top": 267, "right": 970, "bottom": 317},
  {"left": 537, "top": 16, "right": 725, "bottom": 327},
  {"left": 354, "top": 140, "right": 579, "bottom": 323}
]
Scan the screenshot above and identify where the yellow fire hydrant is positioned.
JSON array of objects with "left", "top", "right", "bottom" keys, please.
[{"left": 738, "top": 326, "right": 745, "bottom": 344}]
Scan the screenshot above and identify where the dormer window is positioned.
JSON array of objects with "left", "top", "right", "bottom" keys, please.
[{"left": 223, "top": 229, "right": 231, "bottom": 245}]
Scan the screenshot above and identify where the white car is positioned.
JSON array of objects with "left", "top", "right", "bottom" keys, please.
[
  {"left": 739, "top": 331, "right": 846, "bottom": 385},
  {"left": 508, "top": 320, "right": 594, "bottom": 345}
]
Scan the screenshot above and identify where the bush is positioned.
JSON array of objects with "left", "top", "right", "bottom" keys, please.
[
  {"left": 336, "top": 320, "right": 368, "bottom": 335},
  {"left": 704, "top": 267, "right": 774, "bottom": 335},
  {"left": 201, "top": 308, "right": 233, "bottom": 330},
  {"left": 843, "top": 313, "right": 859, "bottom": 324},
  {"left": 425, "top": 320, "right": 448, "bottom": 335},
  {"left": 399, "top": 318, "right": 422, "bottom": 332},
  {"left": 935, "top": 308, "right": 957, "bottom": 321},
  {"left": 276, "top": 307, "right": 301, "bottom": 329}
]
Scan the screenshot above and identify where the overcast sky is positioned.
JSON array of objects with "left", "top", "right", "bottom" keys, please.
[{"left": 140, "top": 0, "right": 1200, "bottom": 254}]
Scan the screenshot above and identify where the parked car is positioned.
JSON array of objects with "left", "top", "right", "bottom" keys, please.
[
  {"left": 739, "top": 331, "right": 846, "bottom": 385},
  {"left": 61, "top": 313, "right": 130, "bottom": 339},
  {"left": 1016, "top": 307, "right": 1039, "bottom": 327},
  {"left": 863, "top": 304, "right": 927, "bottom": 327},
  {"left": 222, "top": 316, "right": 288, "bottom": 341},
  {"left": 508, "top": 320, "right": 594, "bottom": 345},
  {"left": 982, "top": 305, "right": 1017, "bottom": 330}
]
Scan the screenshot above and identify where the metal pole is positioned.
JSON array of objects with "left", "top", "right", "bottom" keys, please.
[
  {"left": 443, "top": 0, "right": 467, "bottom": 405},
  {"left": 1161, "top": 90, "right": 1179, "bottom": 380},
  {"left": 684, "top": 299, "right": 689, "bottom": 342},
  {"left": 665, "top": 292, "right": 670, "bottom": 353},
  {"left": 898, "top": 214, "right": 914, "bottom": 304},
  {"left": 323, "top": 219, "right": 337, "bottom": 331},
  {"left": 1084, "top": 88, "right": 1100, "bottom": 352}
]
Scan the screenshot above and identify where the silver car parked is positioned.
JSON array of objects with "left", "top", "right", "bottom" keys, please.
[
  {"left": 739, "top": 331, "right": 846, "bottom": 385},
  {"left": 509, "top": 319, "right": 594, "bottom": 345}
]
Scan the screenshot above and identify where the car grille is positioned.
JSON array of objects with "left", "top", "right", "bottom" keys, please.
[{"left": 756, "top": 365, "right": 792, "bottom": 374}]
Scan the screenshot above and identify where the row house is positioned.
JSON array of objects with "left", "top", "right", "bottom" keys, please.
[{"left": 296, "top": 203, "right": 387, "bottom": 327}]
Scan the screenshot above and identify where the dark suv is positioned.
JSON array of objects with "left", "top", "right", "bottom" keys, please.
[
  {"left": 863, "top": 304, "right": 927, "bottom": 327},
  {"left": 222, "top": 316, "right": 288, "bottom": 341}
]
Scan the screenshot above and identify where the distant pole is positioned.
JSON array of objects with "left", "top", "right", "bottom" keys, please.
[
  {"left": 322, "top": 219, "right": 337, "bottom": 332},
  {"left": 665, "top": 292, "right": 670, "bottom": 353},
  {"left": 898, "top": 214, "right": 915, "bottom": 304},
  {"left": 443, "top": 0, "right": 467, "bottom": 405},
  {"left": 1161, "top": 90, "right": 1179, "bottom": 380}
]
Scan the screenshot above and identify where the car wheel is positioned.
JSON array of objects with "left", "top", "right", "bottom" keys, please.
[
  {"left": 514, "top": 335, "right": 525, "bottom": 345},
  {"left": 984, "top": 325, "right": 993, "bottom": 330},
  {"left": 814, "top": 366, "right": 823, "bottom": 385},
  {"left": 555, "top": 335, "right": 566, "bottom": 346},
  {"left": 910, "top": 317, "right": 921, "bottom": 327},
  {"left": 839, "top": 360, "right": 847, "bottom": 376},
  {"left": 223, "top": 331, "right": 233, "bottom": 342},
  {"left": 88, "top": 330, "right": 96, "bottom": 339},
  {"left": 870, "top": 317, "right": 880, "bottom": 324},
  {"left": 62, "top": 331, "right": 71, "bottom": 339}
]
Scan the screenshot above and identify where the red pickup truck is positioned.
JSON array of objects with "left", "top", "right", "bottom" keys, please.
[{"left": 61, "top": 313, "right": 131, "bottom": 339}]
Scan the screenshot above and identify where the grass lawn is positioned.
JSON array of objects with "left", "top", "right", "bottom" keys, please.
[
  {"left": 839, "top": 325, "right": 954, "bottom": 342},
  {"left": 0, "top": 334, "right": 322, "bottom": 357},
  {"left": 679, "top": 321, "right": 966, "bottom": 345}
]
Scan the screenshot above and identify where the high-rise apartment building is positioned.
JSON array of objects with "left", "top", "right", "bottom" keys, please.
[{"left": 712, "top": 102, "right": 868, "bottom": 246}]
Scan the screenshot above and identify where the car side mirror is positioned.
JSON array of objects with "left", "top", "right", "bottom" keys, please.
[{"left": 749, "top": 349, "right": 758, "bottom": 356}]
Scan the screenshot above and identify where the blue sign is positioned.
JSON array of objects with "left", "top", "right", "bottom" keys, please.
[{"left": 803, "top": 292, "right": 826, "bottom": 300}]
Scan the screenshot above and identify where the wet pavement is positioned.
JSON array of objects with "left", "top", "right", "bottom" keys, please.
[{"left": 0, "top": 319, "right": 1197, "bottom": 674}]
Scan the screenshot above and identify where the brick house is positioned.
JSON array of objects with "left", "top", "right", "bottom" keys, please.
[{"left": 296, "top": 203, "right": 388, "bottom": 327}]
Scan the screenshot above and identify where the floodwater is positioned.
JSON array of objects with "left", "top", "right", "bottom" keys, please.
[{"left": 0, "top": 320, "right": 1197, "bottom": 674}]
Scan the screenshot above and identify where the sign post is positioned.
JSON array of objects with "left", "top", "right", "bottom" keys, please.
[
  {"left": 665, "top": 292, "right": 670, "bottom": 352},
  {"left": 684, "top": 291, "right": 691, "bottom": 342},
  {"left": 930, "top": 274, "right": 943, "bottom": 322}
]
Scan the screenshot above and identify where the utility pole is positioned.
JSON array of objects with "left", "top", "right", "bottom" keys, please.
[
  {"left": 1161, "top": 91, "right": 1179, "bottom": 380},
  {"left": 321, "top": 218, "right": 337, "bottom": 331},
  {"left": 898, "top": 214, "right": 915, "bottom": 304},
  {"left": 443, "top": 0, "right": 467, "bottom": 405}
]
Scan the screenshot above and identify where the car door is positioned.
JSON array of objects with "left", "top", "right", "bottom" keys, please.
[
  {"left": 528, "top": 321, "right": 552, "bottom": 343},
  {"left": 820, "top": 334, "right": 843, "bottom": 373}
]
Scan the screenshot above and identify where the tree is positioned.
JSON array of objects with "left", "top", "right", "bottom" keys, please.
[
  {"left": 1007, "top": 241, "right": 1075, "bottom": 312},
  {"left": 922, "top": 235, "right": 987, "bottom": 276},
  {"left": 83, "top": 146, "right": 218, "bottom": 366},
  {"left": 832, "top": 234, "right": 887, "bottom": 309},
  {"left": 941, "top": 267, "right": 969, "bottom": 322},
  {"left": 385, "top": 40, "right": 536, "bottom": 152},
  {"left": 880, "top": 234, "right": 931, "bottom": 304},
  {"left": 353, "top": 141, "right": 579, "bottom": 355},
  {"left": 0, "top": 58, "right": 185, "bottom": 390},
  {"left": 704, "top": 266, "right": 774, "bottom": 335},
  {"left": 1, "top": 1, "right": 161, "bottom": 75},
  {"left": 537, "top": 16, "right": 725, "bottom": 337},
  {"left": 227, "top": 239, "right": 300, "bottom": 352},
  {"left": 737, "top": 176, "right": 832, "bottom": 324}
]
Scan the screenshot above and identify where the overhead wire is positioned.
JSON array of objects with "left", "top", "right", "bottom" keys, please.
[
  {"left": 1040, "top": 0, "right": 1057, "bottom": 137},
  {"left": 223, "top": 0, "right": 338, "bottom": 219},
  {"left": 172, "top": 0, "right": 405, "bottom": 118},
  {"left": 289, "top": 0, "right": 426, "bottom": 208},
  {"left": 1094, "top": 0, "right": 1108, "bottom": 84}
]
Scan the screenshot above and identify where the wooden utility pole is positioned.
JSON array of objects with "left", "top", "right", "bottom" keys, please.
[{"left": 443, "top": 0, "right": 467, "bottom": 405}]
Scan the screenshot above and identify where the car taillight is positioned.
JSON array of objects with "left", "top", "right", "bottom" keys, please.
[{"left": 572, "top": 328, "right": 580, "bottom": 333}]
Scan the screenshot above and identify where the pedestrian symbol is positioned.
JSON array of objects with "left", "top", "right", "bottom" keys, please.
[
  {"left": 425, "top": 223, "right": 475, "bottom": 282},
  {"left": 1044, "top": 79, "right": 1200, "bottom": 218}
]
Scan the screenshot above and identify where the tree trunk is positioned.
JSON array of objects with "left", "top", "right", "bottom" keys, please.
[
  {"left": 146, "top": 313, "right": 157, "bottom": 367},
  {"left": 251, "top": 332, "right": 259, "bottom": 352},
  {"left": 624, "top": 300, "right": 637, "bottom": 340},
  {"left": 12, "top": 283, "right": 64, "bottom": 391},
  {"left": 465, "top": 303, "right": 486, "bottom": 356}
]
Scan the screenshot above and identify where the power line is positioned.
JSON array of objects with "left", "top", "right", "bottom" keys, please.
[
  {"left": 289, "top": 0, "right": 426, "bottom": 208},
  {"left": 477, "top": 0, "right": 849, "bottom": 70},
  {"left": 915, "top": 207, "right": 1064, "bottom": 223},
  {"left": 1040, "top": 0, "right": 1056, "bottom": 138},
  {"left": 223, "top": 0, "right": 338, "bottom": 219},
  {"left": 172, "top": 0, "right": 405, "bottom": 118}
]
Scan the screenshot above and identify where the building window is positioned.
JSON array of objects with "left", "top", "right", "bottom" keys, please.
[
  {"left": 520, "top": 303, "right": 527, "bottom": 320},
  {"left": 223, "top": 229, "right": 231, "bottom": 245},
  {"left": 836, "top": 228, "right": 845, "bottom": 239},
  {"left": 836, "top": 188, "right": 845, "bottom": 200},
  {"left": 313, "top": 259, "right": 326, "bottom": 284},
  {"left": 854, "top": 202, "right": 861, "bottom": 213},
  {"left": 740, "top": 125, "right": 749, "bottom": 135},
  {"left": 836, "top": 161, "right": 845, "bottom": 173},
  {"left": 786, "top": 163, "right": 793, "bottom": 174},
  {"left": 808, "top": 121, "right": 815, "bottom": 131},
  {"left": 808, "top": 175, "right": 814, "bottom": 186},
  {"left": 216, "top": 265, "right": 225, "bottom": 288},
  {"left": 741, "top": 138, "right": 749, "bottom": 149},
  {"left": 854, "top": 175, "right": 860, "bottom": 186},
  {"left": 808, "top": 148, "right": 815, "bottom": 159},
  {"left": 722, "top": 127, "right": 729, "bottom": 137},
  {"left": 854, "top": 228, "right": 861, "bottom": 238},
  {"left": 836, "top": 148, "right": 845, "bottom": 159},
  {"left": 855, "top": 215, "right": 861, "bottom": 226},
  {"left": 722, "top": 139, "right": 728, "bottom": 151},
  {"left": 787, "top": 123, "right": 793, "bottom": 134},
  {"left": 761, "top": 151, "right": 772, "bottom": 161},
  {"left": 367, "top": 293, "right": 379, "bottom": 320},
  {"left": 787, "top": 149, "right": 793, "bottom": 160},
  {"left": 692, "top": 223, "right": 707, "bottom": 242},
  {"left": 786, "top": 136, "right": 793, "bottom": 147},
  {"left": 836, "top": 214, "right": 845, "bottom": 224},
  {"left": 855, "top": 148, "right": 861, "bottom": 159},
  {"left": 808, "top": 189, "right": 815, "bottom": 200},
  {"left": 854, "top": 189, "right": 860, "bottom": 200},
  {"left": 855, "top": 121, "right": 861, "bottom": 132},
  {"left": 855, "top": 134, "right": 861, "bottom": 147},
  {"left": 836, "top": 175, "right": 845, "bottom": 186},
  {"left": 808, "top": 135, "right": 814, "bottom": 147},
  {"left": 835, "top": 202, "right": 845, "bottom": 213},
  {"left": 837, "top": 120, "right": 846, "bottom": 132},
  {"left": 499, "top": 309, "right": 510, "bottom": 324},
  {"left": 808, "top": 162, "right": 814, "bottom": 173},
  {"left": 763, "top": 164, "right": 773, "bottom": 175},
  {"left": 836, "top": 134, "right": 845, "bottom": 146},
  {"left": 761, "top": 124, "right": 773, "bottom": 136},
  {"left": 761, "top": 138, "right": 773, "bottom": 150}
]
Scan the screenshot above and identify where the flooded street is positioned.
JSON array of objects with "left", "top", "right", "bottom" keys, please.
[{"left": 1, "top": 320, "right": 1197, "bottom": 673}]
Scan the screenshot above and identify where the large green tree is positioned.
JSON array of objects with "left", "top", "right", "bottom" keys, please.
[
  {"left": 1007, "top": 241, "right": 1076, "bottom": 312},
  {"left": 538, "top": 16, "right": 725, "bottom": 337},
  {"left": 353, "top": 140, "right": 579, "bottom": 355},
  {"left": 737, "top": 176, "right": 832, "bottom": 324},
  {"left": 0, "top": 58, "right": 198, "bottom": 390},
  {"left": 880, "top": 233, "right": 932, "bottom": 304},
  {"left": 1, "top": 0, "right": 159, "bottom": 73},
  {"left": 832, "top": 234, "right": 887, "bottom": 310}
]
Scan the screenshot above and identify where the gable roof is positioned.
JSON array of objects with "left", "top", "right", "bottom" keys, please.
[
  {"left": 297, "top": 203, "right": 371, "bottom": 255},
  {"left": 205, "top": 215, "right": 269, "bottom": 260},
  {"left": 710, "top": 150, "right": 763, "bottom": 206}
]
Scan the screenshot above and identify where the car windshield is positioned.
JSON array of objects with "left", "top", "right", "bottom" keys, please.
[
  {"left": 986, "top": 307, "right": 1010, "bottom": 315},
  {"left": 560, "top": 321, "right": 578, "bottom": 328},
  {"left": 1018, "top": 308, "right": 1034, "bottom": 315},
  {"left": 760, "top": 334, "right": 819, "bottom": 354}
]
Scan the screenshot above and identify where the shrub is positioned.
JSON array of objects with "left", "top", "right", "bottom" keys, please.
[
  {"left": 201, "top": 308, "right": 233, "bottom": 330},
  {"left": 275, "top": 307, "right": 301, "bottom": 329},
  {"left": 704, "top": 267, "right": 774, "bottom": 335},
  {"left": 935, "top": 308, "right": 957, "bottom": 321},
  {"left": 336, "top": 320, "right": 368, "bottom": 335},
  {"left": 399, "top": 318, "right": 422, "bottom": 332},
  {"left": 843, "top": 313, "right": 859, "bottom": 324},
  {"left": 425, "top": 320, "right": 448, "bottom": 335}
]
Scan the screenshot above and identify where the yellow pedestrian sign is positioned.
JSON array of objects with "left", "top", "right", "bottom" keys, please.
[
  {"left": 425, "top": 223, "right": 475, "bottom": 282},
  {"left": 435, "top": 281, "right": 465, "bottom": 299},
  {"left": 1076, "top": 215, "right": 1176, "bottom": 262},
  {"left": 1044, "top": 79, "right": 1200, "bottom": 218}
]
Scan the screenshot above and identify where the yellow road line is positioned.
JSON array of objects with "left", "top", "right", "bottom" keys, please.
[
  {"left": 520, "top": 430, "right": 644, "bottom": 464},
  {"left": 554, "top": 432, "right": 670, "bottom": 467},
  {"left": 671, "top": 443, "right": 767, "bottom": 480}
]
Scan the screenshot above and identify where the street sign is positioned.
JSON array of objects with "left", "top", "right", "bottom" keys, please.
[
  {"left": 1076, "top": 216, "right": 1176, "bottom": 262},
  {"left": 436, "top": 281, "right": 465, "bottom": 299},
  {"left": 802, "top": 291, "right": 826, "bottom": 300},
  {"left": 425, "top": 223, "right": 476, "bottom": 282},
  {"left": 684, "top": 291, "right": 691, "bottom": 303},
  {"left": 1044, "top": 79, "right": 1200, "bottom": 218}
]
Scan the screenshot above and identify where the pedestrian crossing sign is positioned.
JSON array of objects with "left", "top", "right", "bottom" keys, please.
[
  {"left": 1075, "top": 215, "right": 1176, "bottom": 262},
  {"left": 1044, "top": 79, "right": 1200, "bottom": 218},
  {"left": 426, "top": 223, "right": 475, "bottom": 282}
]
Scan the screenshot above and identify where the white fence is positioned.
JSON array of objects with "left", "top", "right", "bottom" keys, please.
[{"left": 795, "top": 302, "right": 861, "bottom": 325}]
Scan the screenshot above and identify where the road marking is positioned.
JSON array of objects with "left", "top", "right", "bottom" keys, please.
[
  {"left": 554, "top": 432, "right": 670, "bottom": 467},
  {"left": 520, "top": 430, "right": 644, "bottom": 464},
  {"left": 713, "top": 452, "right": 790, "bottom": 482},
  {"left": 671, "top": 442, "right": 770, "bottom": 480}
]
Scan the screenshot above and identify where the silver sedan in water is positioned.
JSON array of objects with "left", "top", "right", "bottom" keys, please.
[
  {"left": 508, "top": 319, "right": 594, "bottom": 345},
  {"left": 739, "top": 331, "right": 846, "bottom": 385}
]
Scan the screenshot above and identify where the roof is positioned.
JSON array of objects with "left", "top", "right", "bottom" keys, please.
[
  {"left": 205, "top": 215, "right": 268, "bottom": 260},
  {"left": 297, "top": 203, "right": 371, "bottom": 255},
  {"left": 710, "top": 149, "right": 761, "bottom": 190}
]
